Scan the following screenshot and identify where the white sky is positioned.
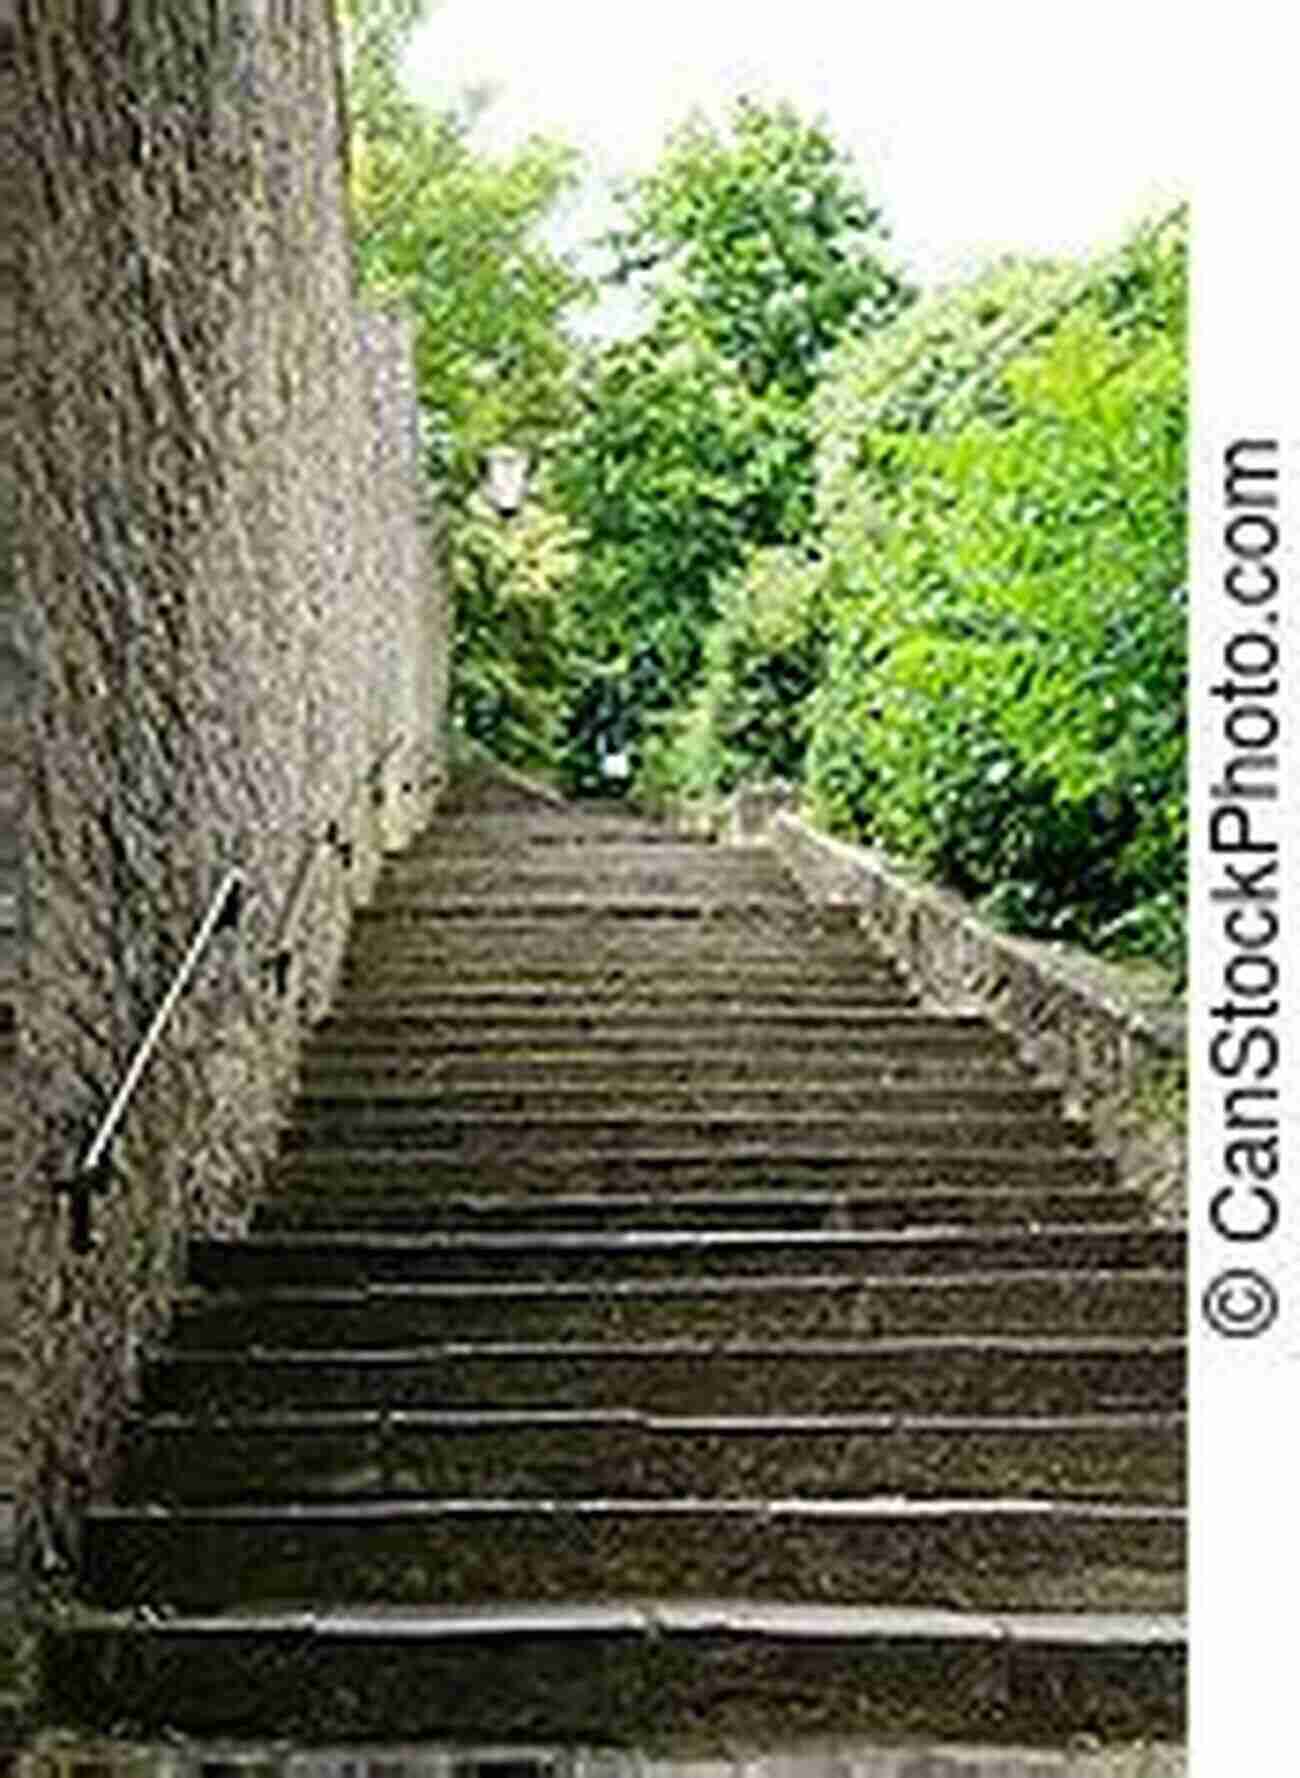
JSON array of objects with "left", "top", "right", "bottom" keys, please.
[{"left": 403, "top": 0, "right": 1191, "bottom": 332}]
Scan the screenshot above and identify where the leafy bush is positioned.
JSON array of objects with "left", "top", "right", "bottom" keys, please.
[
  {"left": 641, "top": 545, "right": 829, "bottom": 798},
  {"left": 449, "top": 491, "right": 585, "bottom": 771},
  {"left": 803, "top": 210, "right": 1187, "bottom": 969}
]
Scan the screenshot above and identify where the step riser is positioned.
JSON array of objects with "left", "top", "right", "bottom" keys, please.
[
  {"left": 354, "top": 901, "right": 805, "bottom": 920},
  {"left": 344, "top": 967, "right": 907, "bottom": 992},
  {"left": 309, "top": 1019, "right": 1016, "bottom": 1049},
  {"left": 145, "top": 1345, "right": 1185, "bottom": 1417},
  {"left": 40, "top": 1624, "right": 1187, "bottom": 1743},
  {"left": 298, "top": 1054, "right": 1032, "bottom": 1086},
  {"left": 123, "top": 1417, "right": 1188, "bottom": 1506},
  {"left": 282, "top": 1116, "right": 1090, "bottom": 1151},
  {"left": 80, "top": 1507, "right": 1186, "bottom": 1614},
  {"left": 377, "top": 872, "right": 794, "bottom": 894},
  {"left": 256, "top": 1189, "right": 1146, "bottom": 1233},
  {"left": 305, "top": 1037, "right": 1024, "bottom": 1070},
  {"left": 290, "top": 1086, "right": 1061, "bottom": 1116},
  {"left": 272, "top": 1158, "right": 1118, "bottom": 1198},
  {"left": 335, "top": 973, "right": 910, "bottom": 998},
  {"left": 346, "top": 939, "right": 889, "bottom": 963},
  {"left": 189, "top": 1228, "right": 1180, "bottom": 1287},
  {"left": 327, "top": 993, "right": 923, "bottom": 1016},
  {"left": 171, "top": 1273, "right": 1185, "bottom": 1349}
]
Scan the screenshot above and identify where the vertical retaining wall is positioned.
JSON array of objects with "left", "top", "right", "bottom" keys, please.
[{"left": 5, "top": 0, "right": 449, "bottom": 1586}]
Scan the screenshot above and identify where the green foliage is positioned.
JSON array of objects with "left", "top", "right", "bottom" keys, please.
[
  {"left": 342, "top": 0, "right": 590, "bottom": 489},
  {"left": 802, "top": 210, "right": 1188, "bottom": 969},
  {"left": 609, "top": 97, "right": 913, "bottom": 398},
  {"left": 551, "top": 330, "right": 817, "bottom": 789},
  {"left": 449, "top": 491, "right": 585, "bottom": 771},
  {"left": 551, "top": 98, "right": 909, "bottom": 791},
  {"left": 641, "top": 545, "right": 829, "bottom": 798},
  {"left": 339, "top": 0, "right": 592, "bottom": 773}
]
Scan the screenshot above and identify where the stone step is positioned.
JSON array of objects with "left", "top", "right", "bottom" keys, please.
[
  {"left": 306, "top": 1035, "right": 1025, "bottom": 1079},
  {"left": 326, "top": 986, "right": 924, "bottom": 1016},
  {"left": 169, "top": 1268, "right": 1185, "bottom": 1351},
  {"left": 40, "top": 1602, "right": 1187, "bottom": 1743},
  {"left": 346, "top": 910, "right": 875, "bottom": 955},
  {"left": 389, "top": 840, "right": 767, "bottom": 865},
  {"left": 406, "top": 816, "right": 694, "bottom": 845},
  {"left": 300, "top": 1038, "right": 1031, "bottom": 1081},
  {"left": 122, "top": 1406, "right": 1188, "bottom": 1506},
  {"left": 378, "top": 861, "right": 793, "bottom": 890},
  {"left": 281, "top": 1111, "right": 1092, "bottom": 1154},
  {"left": 78, "top": 1496, "right": 1186, "bottom": 1614},
  {"left": 354, "top": 897, "right": 806, "bottom": 920},
  {"left": 142, "top": 1335, "right": 1185, "bottom": 1417},
  {"left": 289, "top": 1081, "right": 1063, "bottom": 1118},
  {"left": 189, "top": 1223, "right": 1179, "bottom": 1288},
  {"left": 274, "top": 1149, "right": 1117, "bottom": 1199},
  {"left": 257, "top": 1185, "right": 1145, "bottom": 1233},
  {"left": 309, "top": 1006, "right": 1010, "bottom": 1042},
  {"left": 337, "top": 962, "right": 910, "bottom": 994}
]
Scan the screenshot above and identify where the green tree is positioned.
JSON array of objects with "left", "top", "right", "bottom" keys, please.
[
  {"left": 552, "top": 97, "right": 910, "bottom": 789},
  {"left": 802, "top": 211, "right": 1188, "bottom": 967},
  {"left": 607, "top": 97, "right": 913, "bottom": 398},
  {"left": 341, "top": 0, "right": 590, "bottom": 487}
]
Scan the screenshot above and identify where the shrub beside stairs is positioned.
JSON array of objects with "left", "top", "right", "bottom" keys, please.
[{"left": 41, "top": 774, "right": 1186, "bottom": 1746}]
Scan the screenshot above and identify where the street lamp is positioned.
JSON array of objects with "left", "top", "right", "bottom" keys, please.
[{"left": 482, "top": 446, "right": 531, "bottom": 518}]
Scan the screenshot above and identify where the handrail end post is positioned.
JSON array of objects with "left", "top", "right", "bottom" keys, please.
[
  {"left": 58, "top": 1158, "right": 111, "bottom": 1255},
  {"left": 214, "top": 874, "right": 243, "bottom": 935}
]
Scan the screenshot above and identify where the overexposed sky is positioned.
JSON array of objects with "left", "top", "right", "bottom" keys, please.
[{"left": 404, "top": 0, "right": 1190, "bottom": 323}]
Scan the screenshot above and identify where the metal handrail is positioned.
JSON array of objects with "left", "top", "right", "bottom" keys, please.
[
  {"left": 58, "top": 867, "right": 244, "bottom": 1254},
  {"left": 261, "top": 732, "right": 409, "bottom": 999},
  {"left": 57, "top": 732, "right": 425, "bottom": 1251}
]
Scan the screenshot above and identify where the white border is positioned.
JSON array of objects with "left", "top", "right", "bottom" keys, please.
[{"left": 1189, "top": 51, "right": 1300, "bottom": 1777}]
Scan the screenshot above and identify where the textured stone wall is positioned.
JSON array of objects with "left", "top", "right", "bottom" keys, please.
[{"left": 5, "top": 0, "right": 449, "bottom": 1577}]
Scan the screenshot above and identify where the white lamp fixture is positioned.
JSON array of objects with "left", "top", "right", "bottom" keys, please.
[{"left": 483, "top": 446, "right": 531, "bottom": 518}]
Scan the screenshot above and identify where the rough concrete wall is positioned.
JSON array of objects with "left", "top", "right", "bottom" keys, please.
[{"left": 6, "top": 0, "right": 448, "bottom": 1576}]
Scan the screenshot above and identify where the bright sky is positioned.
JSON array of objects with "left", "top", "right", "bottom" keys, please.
[{"left": 403, "top": 0, "right": 1190, "bottom": 331}]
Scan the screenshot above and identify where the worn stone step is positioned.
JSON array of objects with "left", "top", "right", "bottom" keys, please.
[
  {"left": 378, "top": 862, "right": 793, "bottom": 893},
  {"left": 354, "top": 897, "right": 804, "bottom": 920},
  {"left": 406, "top": 816, "right": 692, "bottom": 845},
  {"left": 188, "top": 1223, "right": 1178, "bottom": 1289},
  {"left": 281, "top": 1111, "right": 1092, "bottom": 1154},
  {"left": 307, "top": 1031, "right": 1024, "bottom": 1066},
  {"left": 169, "top": 1268, "right": 1185, "bottom": 1352},
  {"left": 277, "top": 1152, "right": 1111, "bottom": 1198},
  {"left": 79, "top": 1496, "right": 1186, "bottom": 1614},
  {"left": 325, "top": 995, "right": 924, "bottom": 1024},
  {"left": 338, "top": 964, "right": 910, "bottom": 997},
  {"left": 389, "top": 839, "right": 769, "bottom": 864},
  {"left": 346, "top": 913, "right": 879, "bottom": 959},
  {"left": 274, "top": 1149, "right": 1116, "bottom": 1199},
  {"left": 290, "top": 1081, "right": 1063, "bottom": 1119},
  {"left": 257, "top": 1185, "right": 1145, "bottom": 1234},
  {"left": 39, "top": 1601, "right": 1187, "bottom": 1743},
  {"left": 298, "top": 1048, "right": 1033, "bottom": 1089},
  {"left": 142, "top": 1335, "right": 1185, "bottom": 1417},
  {"left": 309, "top": 1009, "right": 1013, "bottom": 1048},
  {"left": 122, "top": 1406, "right": 1188, "bottom": 1506}
]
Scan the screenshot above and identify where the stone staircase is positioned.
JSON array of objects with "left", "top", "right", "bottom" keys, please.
[{"left": 41, "top": 785, "right": 1185, "bottom": 1747}]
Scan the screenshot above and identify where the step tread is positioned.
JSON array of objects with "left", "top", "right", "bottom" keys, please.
[
  {"left": 177, "top": 1267, "right": 1186, "bottom": 1306},
  {"left": 89, "top": 1495, "right": 1186, "bottom": 1524},
  {"left": 53, "top": 1598, "right": 1187, "bottom": 1643},
  {"left": 198, "top": 1221, "right": 1178, "bottom": 1253},
  {"left": 137, "top": 1406, "right": 1189, "bottom": 1432}
]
